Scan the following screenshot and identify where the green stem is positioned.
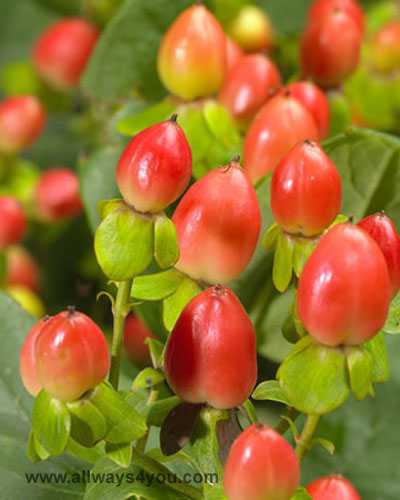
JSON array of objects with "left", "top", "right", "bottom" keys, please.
[
  {"left": 296, "top": 414, "right": 321, "bottom": 464},
  {"left": 109, "top": 279, "right": 133, "bottom": 390},
  {"left": 275, "top": 407, "right": 300, "bottom": 435},
  {"left": 131, "top": 447, "right": 204, "bottom": 500},
  {"left": 136, "top": 382, "right": 162, "bottom": 453}
]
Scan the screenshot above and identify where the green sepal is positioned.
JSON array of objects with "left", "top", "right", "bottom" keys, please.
[
  {"left": 202, "top": 100, "right": 241, "bottom": 151},
  {"left": 27, "top": 429, "right": 49, "bottom": 462},
  {"left": 32, "top": 390, "right": 71, "bottom": 455},
  {"left": 327, "top": 90, "right": 352, "bottom": 137},
  {"left": 132, "top": 367, "right": 164, "bottom": 390},
  {"left": 282, "top": 313, "right": 302, "bottom": 344},
  {"left": 131, "top": 268, "right": 184, "bottom": 301},
  {"left": 67, "top": 399, "right": 108, "bottom": 447},
  {"left": 277, "top": 338, "right": 350, "bottom": 415},
  {"left": 97, "top": 199, "right": 123, "bottom": 221},
  {"left": 364, "top": 331, "right": 389, "bottom": 383},
  {"left": 146, "top": 396, "right": 182, "bottom": 427},
  {"left": 154, "top": 214, "right": 180, "bottom": 269},
  {"left": 273, "top": 230, "right": 294, "bottom": 292},
  {"left": 383, "top": 292, "right": 400, "bottom": 334},
  {"left": 262, "top": 222, "right": 281, "bottom": 251},
  {"left": 252, "top": 380, "right": 291, "bottom": 405},
  {"left": 89, "top": 381, "right": 147, "bottom": 443},
  {"left": 313, "top": 437, "right": 335, "bottom": 455},
  {"left": 105, "top": 441, "right": 132, "bottom": 468},
  {"left": 346, "top": 346, "right": 373, "bottom": 401},
  {"left": 163, "top": 276, "right": 203, "bottom": 331},
  {"left": 239, "top": 399, "right": 258, "bottom": 424},
  {"left": 117, "top": 99, "right": 177, "bottom": 136},
  {"left": 146, "top": 337, "right": 165, "bottom": 369},
  {"left": 94, "top": 204, "right": 154, "bottom": 280},
  {"left": 292, "top": 236, "right": 319, "bottom": 277},
  {"left": 66, "top": 439, "right": 105, "bottom": 464},
  {"left": 178, "top": 106, "right": 214, "bottom": 167}
]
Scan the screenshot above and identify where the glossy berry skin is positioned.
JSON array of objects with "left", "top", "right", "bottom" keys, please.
[
  {"left": 224, "top": 423, "right": 300, "bottom": 500},
  {"left": 6, "top": 246, "right": 40, "bottom": 293},
  {"left": 32, "top": 18, "right": 99, "bottom": 90},
  {"left": 227, "top": 6, "right": 273, "bottom": 52},
  {"left": 35, "top": 309, "right": 110, "bottom": 401},
  {"left": 225, "top": 36, "right": 244, "bottom": 72},
  {"left": 20, "top": 316, "right": 51, "bottom": 397},
  {"left": 0, "top": 196, "right": 27, "bottom": 249},
  {"left": 172, "top": 160, "right": 261, "bottom": 284},
  {"left": 301, "top": 10, "right": 361, "bottom": 87},
  {"left": 0, "top": 96, "right": 45, "bottom": 155},
  {"left": 309, "top": 0, "right": 364, "bottom": 34},
  {"left": 218, "top": 54, "right": 281, "bottom": 131},
  {"left": 307, "top": 474, "right": 361, "bottom": 500},
  {"left": 123, "top": 314, "right": 156, "bottom": 366},
  {"left": 357, "top": 213, "right": 400, "bottom": 299},
  {"left": 35, "top": 168, "right": 82, "bottom": 222},
  {"left": 284, "top": 82, "right": 330, "bottom": 140},
  {"left": 116, "top": 118, "right": 192, "bottom": 212},
  {"left": 271, "top": 141, "right": 342, "bottom": 236},
  {"left": 298, "top": 223, "right": 390, "bottom": 347},
  {"left": 371, "top": 21, "right": 400, "bottom": 73},
  {"left": 243, "top": 93, "right": 319, "bottom": 183},
  {"left": 164, "top": 286, "right": 257, "bottom": 409},
  {"left": 157, "top": 5, "right": 226, "bottom": 100}
]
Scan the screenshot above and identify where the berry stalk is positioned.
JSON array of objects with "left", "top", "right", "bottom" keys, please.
[{"left": 296, "top": 413, "right": 321, "bottom": 464}]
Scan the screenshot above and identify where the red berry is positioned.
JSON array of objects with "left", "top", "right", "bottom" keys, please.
[
  {"left": 307, "top": 474, "right": 361, "bottom": 500},
  {"left": 0, "top": 196, "right": 27, "bottom": 249},
  {"left": 227, "top": 6, "right": 273, "bottom": 52},
  {"left": 298, "top": 223, "right": 390, "bottom": 346},
  {"left": 0, "top": 96, "right": 45, "bottom": 155},
  {"left": 308, "top": 0, "right": 364, "bottom": 34},
  {"left": 225, "top": 36, "right": 244, "bottom": 72},
  {"left": 35, "top": 308, "right": 110, "bottom": 401},
  {"left": 157, "top": 5, "right": 226, "bottom": 100},
  {"left": 224, "top": 423, "right": 300, "bottom": 500},
  {"left": 35, "top": 168, "right": 83, "bottom": 221},
  {"left": 357, "top": 213, "right": 400, "bottom": 299},
  {"left": 123, "top": 314, "right": 156, "bottom": 366},
  {"left": 20, "top": 316, "right": 51, "bottom": 397},
  {"left": 218, "top": 53, "right": 281, "bottom": 131},
  {"left": 300, "top": 9, "right": 362, "bottom": 87},
  {"left": 32, "top": 18, "right": 99, "bottom": 90},
  {"left": 172, "top": 159, "right": 261, "bottom": 284},
  {"left": 284, "top": 82, "right": 330, "bottom": 140},
  {"left": 116, "top": 117, "right": 192, "bottom": 212},
  {"left": 243, "top": 93, "right": 319, "bottom": 183},
  {"left": 5, "top": 246, "right": 40, "bottom": 293},
  {"left": 271, "top": 141, "right": 342, "bottom": 236},
  {"left": 371, "top": 21, "right": 400, "bottom": 73},
  {"left": 164, "top": 286, "right": 257, "bottom": 409}
]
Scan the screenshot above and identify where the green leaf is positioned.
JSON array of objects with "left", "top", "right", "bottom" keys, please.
[
  {"left": 313, "top": 437, "right": 335, "bottom": 456},
  {"left": 346, "top": 347, "right": 373, "bottom": 402},
  {"left": 190, "top": 407, "right": 225, "bottom": 478},
  {"left": 132, "top": 367, "right": 164, "bottom": 390},
  {"left": 81, "top": 0, "right": 194, "bottom": 101},
  {"left": 105, "top": 441, "right": 132, "bottom": 468},
  {"left": 178, "top": 105, "right": 214, "bottom": 165},
  {"left": 202, "top": 100, "right": 241, "bottom": 150},
  {"left": 117, "top": 99, "right": 177, "bottom": 136},
  {"left": 132, "top": 268, "right": 184, "bottom": 301},
  {"left": 290, "top": 487, "right": 313, "bottom": 500},
  {"left": 252, "top": 380, "right": 291, "bottom": 405},
  {"left": 273, "top": 230, "right": 294, "bottom": 292},
  {"left": 147, "top": 338, "right": 165, "bottom": 369},
  {"left": 262, "top": 222, "right": 281, "bottom": 250},
  {"left": 95, "top": 207, "right": 154, "bottom": 280},
  {"left": 239, "top": 399, "right": 258, "bottom": 424},
  {"left": 83, "top": 457, "right": 185, "bottom": 500},
  {"left": 66, "top": 438, "right": 106, "bottom": 464},
  {"left": 383, "top": 292, "right": 400, "bottom": 334},
  {"left": 67, "top": 399, "right": 108, "bottom": 448},
  {"left": 147, "top": 396, "right": 182, "bottom": 427},
  {"left": 154, "top": 215, "right": 180, "bottom": 269},
  {"left": 35, "top": 0, "right": 81, "bottom": 15},
  {"left": 79, "top": 147, "right": 123, "bottom": 231},
  {"left": 163, "top": 276, "right": 203, "bottom": 331},
  {"left": 278, "top": 339, "right": 350, "bottom": 415},
  {"left": 27, "top": 429, "right": 48, "bottom": 462},
  {"left": 364, "top": 332, "right": 390, "bottom": 383},
  {"left": 32, "top": 391, "right": 71, "bottom": 456},
  {"left": 89, "top": 382, "right": 147, "bottom": 443}
]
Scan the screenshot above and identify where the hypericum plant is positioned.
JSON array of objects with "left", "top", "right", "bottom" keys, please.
[
  {"left": 226, "top": 5, "right": 274, "bottom": 52},
  {"left": 5, "top": 245, "right": 40, "bottom": 293},
  {"left": 371, "top": 21, "right": 400, "bottom": 73},
  {"left": 0, "top": 195, "right": 27, "bottom": 249},
  {"left": 306, "top": 474, "right": 362, "bottom": 499},
  {"left": 308, "top": 0, "right": 365, "bottom": 34}
]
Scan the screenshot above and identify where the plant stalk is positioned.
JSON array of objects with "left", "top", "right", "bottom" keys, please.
[
  {"left": 296, "top": 414, "right": 321, "bottom": 464},
  {"left": 109, "top": 279, "right": 133, "bottom": 390}
]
